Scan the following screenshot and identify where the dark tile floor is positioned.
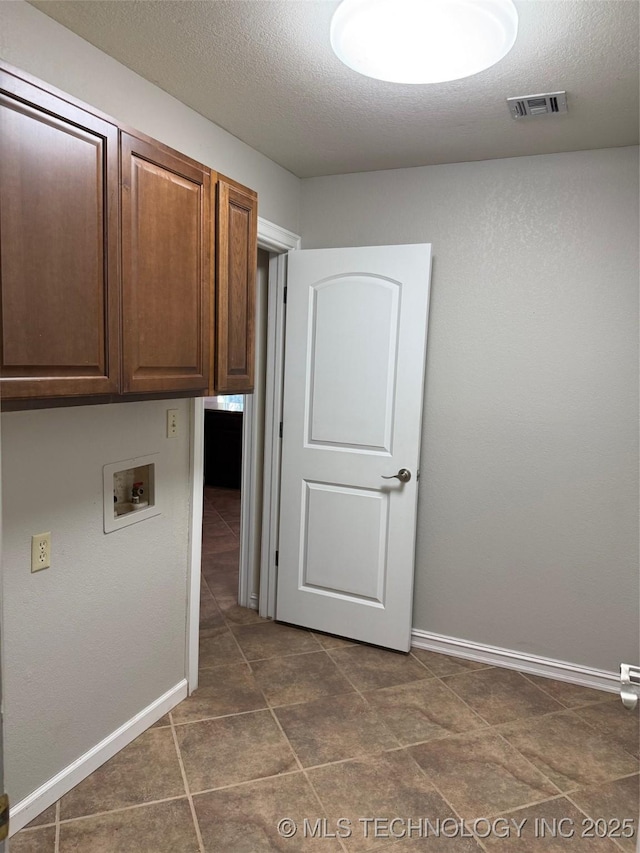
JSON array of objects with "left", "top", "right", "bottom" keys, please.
[{"left": 12, "top": 487, "right": 640, "bottom": 851}]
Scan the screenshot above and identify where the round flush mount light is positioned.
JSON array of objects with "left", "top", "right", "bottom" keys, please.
[{"left": 330, "top": 0, "right": 519, "bottom": 85}]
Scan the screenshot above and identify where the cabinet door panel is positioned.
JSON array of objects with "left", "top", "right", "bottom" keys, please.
[
  {"left": 0, "top": 72, "right": 119, "bottom": 399},
  {"left": 215, "top": 179, "right": 257, "bottom": 393},
  {"left": 121, "top": 133, "right": 210, "bottom": 394}
]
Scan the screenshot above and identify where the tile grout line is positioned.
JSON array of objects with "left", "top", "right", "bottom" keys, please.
[
  {"left": 473, "top": 791, "right": 575, "bottom": 824},
  {"left": 209, "top": 602, "right": 312, "bottom": 783},
  {"left": 478, "top": 790, "right": 572, "bottom": 819},
  {"left": 201, "top": 532, "right": 238, "bottom": 550},
  {"left": 492, "top": 703, "right": 640, "bottom": 771},
  {"left": 492, "top": 727, "right": 568, "bottom": 802},
  {"left": 401, "top": 746, "right": 492, "bottom": 853},
  {"left": 236, "top": 645, "right": 331, "bottom": 664},
  {"left": 568, "top": 703, "right": 640, "bottom": 763},
  {"left": 429, "top": 673, "right": 497, "bottom": 729},
  {"left": 407, "top": 649, "right": 439, "bottom": 676},
  {"left": 325, "top": 650, "right": 393, "bottom": 705},
  {"left": 234, "top": 646, "right": 327, "bottom": 663},
  {"left": 216, "top": 513, "right": 238, "bottom": 538},
  {"left": 53, "top": 794, "right": 192, "bottom": 828},
  {"left": 185, "top": 767, "right": 304, "bottom": 799},
  {"left": 201, "top": 507, "right": 224, "bottom": 525},
  {"left": 245, "top": 627, "right": 312, "bottom": 775},
  {"left": 437, "top": 669, "right": 566, "bottom": 727},
  {"left": 409, "top": 651, "right": 492, "bottom": 678},
  {"left": 300, "top": 766, "right": 350, "bottom": 853},
  {"left": 264, "top": 682, "right": 357, "bottom": 713},
  {"left": 431, "top": 669, "right": 573, "bottom": 734},
  {"left": 219, "top": 606, "right": 259, "bottom": 668},
  {"left": 482, "top": 780, "right": 638, "bottom": 852},
  {"left": 442, "top": 690, "right": 615, "bottom": 739},
  {"left": 518, "top": 671, "right": 615, "bottom": 710},
  {"left": 169, "top": 714, "right": 206, "bottom": 853},
  {"left": 201, "top": 547, "right": 240, "bottom": 563},
  {"left": 200, "top": 573, "right": 218, "bottom": 602},
  {"left": 202, "top": 494, "right": 240, "bottom": 527},
  {"left": 563, "top": 788, "right": 636, "bottom": 853},
  {"left": 406, "top": 734, "right": 611, "bottom": 851},
  {"left": 322, "top": 652, "right": 411, "bottom": 760},
  {"left": 267, "top": 705, "right": 305, "bottom": 773},
  {"left": 172, "top": 706, "right": 269, "bottom": 729}
]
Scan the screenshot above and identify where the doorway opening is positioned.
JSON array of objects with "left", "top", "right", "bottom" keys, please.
[
  {"left": 188, "top": 223, "right": 300, "bottom": 691},
  {"left": 200, "top": 249, "right": 268, "bottom": 615},
  {"left": 201, "top": 396, "right": 243, "bottom": 603}
]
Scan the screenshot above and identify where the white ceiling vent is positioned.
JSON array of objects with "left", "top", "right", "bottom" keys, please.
[{"left": 507, "top": 91, "right": 568, "bottom": 119}]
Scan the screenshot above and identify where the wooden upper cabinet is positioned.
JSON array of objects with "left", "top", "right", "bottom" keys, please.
[
  {"left": 0, "top": 64, "right": 259, "bottom": 408},
  {"left": 121, "top": 133, "right": 211, "bottom": 394},
  {"left": 214, "top": 178, "right": 258, "bottom": 394},
  {"left": 0, "top": 70, "right": 119, "bottom": 400}
]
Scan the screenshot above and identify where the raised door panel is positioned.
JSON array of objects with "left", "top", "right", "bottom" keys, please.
[
  {"left": 0, "top": 70, "right": 119, "bottom": 399},
  {"left": 214, "top": 179, "right": 257, "bottom": 394},
  {"left": 121, "top": 133, "right": 210, "bottom": 394}
]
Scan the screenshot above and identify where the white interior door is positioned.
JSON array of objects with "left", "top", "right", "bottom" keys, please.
[{"left": 276, "top": 244, "right": 432, "bottom": 651}]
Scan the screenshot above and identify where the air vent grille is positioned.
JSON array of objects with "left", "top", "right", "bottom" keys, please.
[{"left": 507, "top": 91, "right": 568, "bottom": 119}]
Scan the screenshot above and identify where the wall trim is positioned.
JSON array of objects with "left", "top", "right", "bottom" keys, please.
[
  {"left": 238, "top": 393, "right": 255, "bottom": 609},
  {"left": 257, "top": 216, "right": 301, "bottom": 253},
  {"left": 411, "top": 629, "right": 619, "bottom": 694},
  {"left": 9, "top": 680, "right": 188, "bottom": 836},
  {"left": 187, "top": 398, "right": 205, "bottom": 693}
]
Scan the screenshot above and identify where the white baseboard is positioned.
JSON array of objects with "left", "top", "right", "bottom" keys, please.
[
  {"left": 249, "top": 592, "right": 259, "bottom": 611},
  {"left": 10, "top": 679, "right": 188, "bottom": 836},
  {"left": 411, "top": 629, "right": 619, "bottom": 694}
]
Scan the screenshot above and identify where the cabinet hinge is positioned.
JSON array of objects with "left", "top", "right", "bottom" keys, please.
[
  {"left": 283, "top": 286, "right": 288, "bottom": 304},
  {"left": 279, "top": 421, "right": 283, "bottom": 439},
  {"left": 275, "top": 550, "right": 279, "bottom": 567},
  {"left": 0, "top": 793, "right": 9, "bottom": 842}
]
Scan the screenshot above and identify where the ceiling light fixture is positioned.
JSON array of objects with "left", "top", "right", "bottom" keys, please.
[{"left": 330, "top": 0, "right": 519, "bottom": 85}]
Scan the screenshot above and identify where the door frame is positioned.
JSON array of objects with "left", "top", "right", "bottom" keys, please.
[
  {"left": 186, "top": 217, "right": 300, "bottom": 691},
  {"left": 256, "top": 250, "right": 291, "bottom": 619}
]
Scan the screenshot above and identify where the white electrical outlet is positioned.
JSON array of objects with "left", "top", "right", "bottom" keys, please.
[
  {"left": 167, "top": 409, "right": 179, "bottom": 438},
  {"left": 31, "top": 532, "right": 51, "bottom": 572}
]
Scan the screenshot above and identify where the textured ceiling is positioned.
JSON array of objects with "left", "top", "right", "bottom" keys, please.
[{"left": 29, "top": 0, "right": 640, "bottom": 178}]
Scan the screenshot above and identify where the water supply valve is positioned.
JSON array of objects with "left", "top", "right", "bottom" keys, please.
[{"left": 620, "top": 663, "right": 640, "bottom": 711}]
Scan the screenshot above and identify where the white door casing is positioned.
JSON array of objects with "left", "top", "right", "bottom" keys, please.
[{"left": 276, "top": 244, "right": 432, "bottom": 651}]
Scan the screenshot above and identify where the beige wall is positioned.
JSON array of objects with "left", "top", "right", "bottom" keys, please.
[
  {"left": 301, "top": 146, "right": 639, "bottom": 672},
  {"left": 2, "top": 401, "right": 192, "bottom": 803},
  {"left": 0, "top": 0, "right": 301, "bottom": 807}
]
